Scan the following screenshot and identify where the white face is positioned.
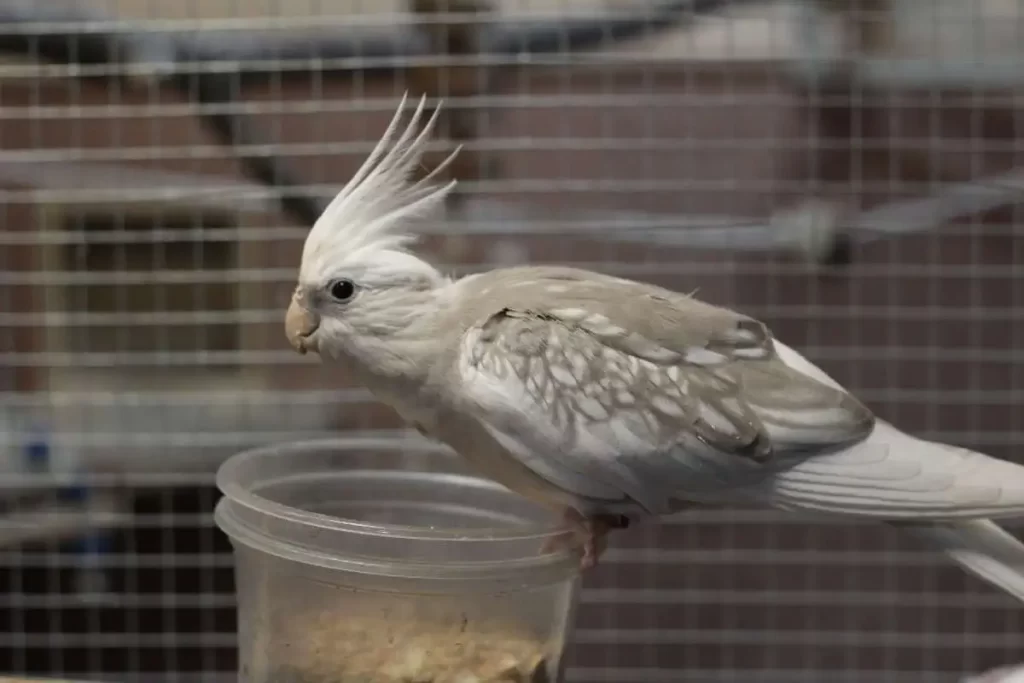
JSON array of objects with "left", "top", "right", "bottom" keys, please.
[
  {"left": 286, "top": 247, "right": 444, "bottom": 355},
  {"left": 283, "top": 93, "right": 456, "bottom": 356}
]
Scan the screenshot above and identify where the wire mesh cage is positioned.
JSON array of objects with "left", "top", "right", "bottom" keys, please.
[{"left": 1, "top": 1, "right": 1023, "bottom": 682}]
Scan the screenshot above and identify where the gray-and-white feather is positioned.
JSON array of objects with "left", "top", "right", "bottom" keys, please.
[
  {"left": 289, "top": 94, "right": 1024, "bottom": 604},
  {"left": 440, "top": 266, "right": 874, "bottom": 515}
]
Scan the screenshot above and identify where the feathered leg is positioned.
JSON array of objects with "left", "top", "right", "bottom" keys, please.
[{"left": 543, "top": 508, "right": 630, "bottom": 570}]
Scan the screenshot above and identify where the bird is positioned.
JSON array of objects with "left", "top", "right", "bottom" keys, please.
[{"left": 284, "top": 92, "right": 1024, "bottom": 601}]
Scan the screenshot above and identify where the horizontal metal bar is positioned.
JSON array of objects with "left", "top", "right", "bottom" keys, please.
[
  {"left": 0, "top": 626, "right": 1018, "bottom": 649},
  {"left": 581, "top": 588, "right": 1016, "bottom": 610}
]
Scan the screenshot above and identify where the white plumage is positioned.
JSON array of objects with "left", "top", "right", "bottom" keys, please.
[
  {"left": 284, "top": 94, "right": 1024, "bottom": 601},
  {"left": 966, "top": 664, "right": 1024, "bottom": 683}
]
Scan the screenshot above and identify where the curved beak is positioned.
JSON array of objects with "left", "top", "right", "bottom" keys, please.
[{"left": 285, "top": 292, "right": 320, "bottom": 355}]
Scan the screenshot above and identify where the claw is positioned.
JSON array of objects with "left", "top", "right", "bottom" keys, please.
[{"left": 542, "top": 509, "right": 630, "bottom": 571}]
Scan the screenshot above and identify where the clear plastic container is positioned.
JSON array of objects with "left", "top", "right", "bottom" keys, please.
[{"left": 214, "top": 436, "right": 583, "bottom": 683}]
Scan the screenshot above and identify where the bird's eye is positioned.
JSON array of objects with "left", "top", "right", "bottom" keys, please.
[{"left": 328, "top": 279, "right": 357, "bottom": 302}]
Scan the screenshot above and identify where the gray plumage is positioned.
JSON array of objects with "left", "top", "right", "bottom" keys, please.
[{"left": 285, "top": 93, "right": 1024, "bottom": 601}]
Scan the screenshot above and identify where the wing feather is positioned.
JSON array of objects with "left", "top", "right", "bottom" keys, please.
[{"left": 452, "top": 296, "right": 875, "bottom": 515}]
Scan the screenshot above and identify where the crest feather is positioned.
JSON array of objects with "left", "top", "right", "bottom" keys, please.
[{"left": 301, "top": 92, "right": 459, "bottom": 272}]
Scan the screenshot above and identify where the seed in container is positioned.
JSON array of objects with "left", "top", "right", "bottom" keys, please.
[{"left": 270, "top": 610, "right": 557, "bottom": 683}]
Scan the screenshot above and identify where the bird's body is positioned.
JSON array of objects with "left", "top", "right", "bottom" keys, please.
[
  {"left": 370, "top": 264, "right": 876, "bottom": 516},
  {"left": 285, "top": 93, "right": 1024, "bottom": 601}
]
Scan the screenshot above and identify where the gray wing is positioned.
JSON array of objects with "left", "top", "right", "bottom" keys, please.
[{"left": 452, "top": 304, "right": 875, "bottom": 514}]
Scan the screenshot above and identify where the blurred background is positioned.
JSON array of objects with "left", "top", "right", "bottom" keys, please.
[{"left": 1, "top": 0, "right": 1023, "bottom": 681}]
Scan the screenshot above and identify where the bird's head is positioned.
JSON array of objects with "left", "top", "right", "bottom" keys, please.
[{"left": 285, "top": 94, "right": 458, "bottom": 357}]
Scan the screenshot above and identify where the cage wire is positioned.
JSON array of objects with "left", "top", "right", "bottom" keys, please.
[{"left": 0, "top": 0, "right": 1023, "bottom": 682}]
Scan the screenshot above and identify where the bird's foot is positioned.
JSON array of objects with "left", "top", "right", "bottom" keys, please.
[{"left": 542, "top": 509, "right": 630, "bottom": 572}]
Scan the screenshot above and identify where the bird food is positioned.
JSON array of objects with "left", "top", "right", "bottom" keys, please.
[{"left": 264, "top": 609, "right": 557, "bottom": 683}]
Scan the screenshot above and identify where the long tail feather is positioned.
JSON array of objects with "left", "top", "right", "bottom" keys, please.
[{"left": 900, "top": 519, "right": 1024, "bottom": 603}]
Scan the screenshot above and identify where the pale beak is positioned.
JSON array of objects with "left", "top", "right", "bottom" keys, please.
[{"left": 285, "top": 293, "right": 320, "bottom": 355}]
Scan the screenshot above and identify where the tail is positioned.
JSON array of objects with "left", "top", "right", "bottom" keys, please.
[
  {"left": 899, "top": 519, "right": 1024, "bottom": 604},
  {"left": 759, "top": 340, "right": 1024, "bottom": 603}
]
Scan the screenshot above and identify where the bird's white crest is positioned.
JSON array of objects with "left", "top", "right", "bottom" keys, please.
[{"left": 299, "top": 92, "right": 459, "bottom": 280}]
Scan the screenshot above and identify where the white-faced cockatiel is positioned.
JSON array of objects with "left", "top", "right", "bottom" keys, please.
[{"left": 285, "top": 93, "right": 1024, "bottom": 602}]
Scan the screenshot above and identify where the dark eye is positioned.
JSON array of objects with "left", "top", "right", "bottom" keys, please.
[{"left": 328, "top": 279, "right": 356, "bottom": 302}]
